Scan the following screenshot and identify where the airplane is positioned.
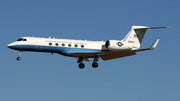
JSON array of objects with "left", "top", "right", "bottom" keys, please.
[{"left": 7, "top": 26, "right": 169, "bottom": 69}]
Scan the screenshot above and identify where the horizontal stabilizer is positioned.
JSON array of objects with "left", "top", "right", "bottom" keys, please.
[{"left": 132, "top": 26, "right": 171, "bottom": 30}]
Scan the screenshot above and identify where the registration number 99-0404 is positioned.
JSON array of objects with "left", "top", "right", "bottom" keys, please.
[{"left": 128, "top": 41, "right": 134, "bottom": 43}]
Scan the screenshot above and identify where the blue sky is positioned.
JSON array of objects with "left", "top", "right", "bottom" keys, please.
[{"left": 1, "top": 0, "right": 180, "bottom": 101}]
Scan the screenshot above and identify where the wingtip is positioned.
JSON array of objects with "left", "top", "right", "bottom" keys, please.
[{"left": 166, "top": 26, "right": 172, "bottom": 28}]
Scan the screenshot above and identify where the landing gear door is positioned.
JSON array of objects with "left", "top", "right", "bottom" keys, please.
[{"left": 36, "top": 40, "right": 42, "bottom": 50}]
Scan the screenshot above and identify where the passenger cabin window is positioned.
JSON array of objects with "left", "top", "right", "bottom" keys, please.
[
  {"left": 62, "top": 44, "right": 65, "bottom": 47},
  {"left": 49, "top": 43, "right": 52, "bottom": 46},
  {"left": 68, "top": 44, "right": 71, "bottom": 47},
  {"left": 55, "top": 43, "right": 59, "bottom": 46},
  {"left": 81, "top": 45, "right": 84, "bottom": 48},
  {"left": 74, "top": 44, "right": 78, "bottom": 47}
]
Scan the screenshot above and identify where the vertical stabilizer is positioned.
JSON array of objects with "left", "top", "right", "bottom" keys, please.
[{"left": 122, "top": 26, "right": 168, "bottom": 49}]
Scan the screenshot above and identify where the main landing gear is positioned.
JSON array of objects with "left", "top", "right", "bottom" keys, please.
[
  {"left": 17, "top": 51, "right": 23, "bottom": 61},
  {"left": 79, "top": 63, "right": 85, "bottom": 69},
  {"left": 77, "top": 57, "right": 99, "bottom": 69},
  {"left": 92, "top": 62, "right": 98, "bottom": 68}
]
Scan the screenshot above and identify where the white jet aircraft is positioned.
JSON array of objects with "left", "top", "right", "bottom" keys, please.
[{"left": 7, "top": 26, "right": 169, "bottom": 69}]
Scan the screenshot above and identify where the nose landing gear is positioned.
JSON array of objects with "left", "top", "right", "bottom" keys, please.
[{"left": 17, "top": 51, "right": 23, "bottom": 61}]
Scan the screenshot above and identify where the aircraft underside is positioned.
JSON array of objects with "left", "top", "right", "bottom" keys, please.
[{"left": 9, "top": 45, "right": 106, "bottom": 69}]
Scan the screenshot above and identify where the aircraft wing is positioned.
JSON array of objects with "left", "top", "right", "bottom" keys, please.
[
  {"left": 68, "top": 38, "right": 160, "bottom": 61},
  {"left": 68, "top": 50, "right": 136, "bottom": 61},
  {"left": 99, "top": 51, "right": 136, "bottom": 60}
]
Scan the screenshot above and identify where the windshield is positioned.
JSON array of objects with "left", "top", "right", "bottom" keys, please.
[{"left": 17, "top": 38, "right": 27, "bottom": 41}]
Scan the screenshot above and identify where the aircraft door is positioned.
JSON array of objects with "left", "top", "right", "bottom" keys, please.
[{"left": 36, "top": 40, "right": 42, "bottom": 50}]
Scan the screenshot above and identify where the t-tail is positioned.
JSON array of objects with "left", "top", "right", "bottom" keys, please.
[{"left": 122, "top": 26, "right": 170, "bottom": 49}]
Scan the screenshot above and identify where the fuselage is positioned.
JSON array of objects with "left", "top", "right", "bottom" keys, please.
[
  {"left": 7, "top": 37, "right": 108, "bottom": 56},
  {"left": 7, "top": 37, "right": 133, "bottom": 57}
]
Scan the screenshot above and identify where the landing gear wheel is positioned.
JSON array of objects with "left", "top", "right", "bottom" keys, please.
[
  {"left": 79, "top": 63, "right": 85, "bottom": 69},
  {"left": 92, "top": 62, "right": 98, "bottom": 68},
  {"left": 17, "top": 51, "right": 23, "bottom": 61},
  {"left": 17, "top": 57, "right": 21, "bottom": 61}
]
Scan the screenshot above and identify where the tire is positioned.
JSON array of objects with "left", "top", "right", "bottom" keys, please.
[
  {"left": 79, "top": 63, "right": 85, "bottom": 69},
  {"left": 92, "top": 63, "right": 98, "bottom": 68},
  {"left": 17, "top": 57, "right": 21, "bottom": 61}
]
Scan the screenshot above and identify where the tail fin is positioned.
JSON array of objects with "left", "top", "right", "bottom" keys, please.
[{"left": 122, "top": 26, "right": 169, "bottom": 49}]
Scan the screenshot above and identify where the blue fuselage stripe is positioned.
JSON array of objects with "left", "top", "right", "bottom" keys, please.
[{"left": 8, "top": 45, "right": 108, "bottom": 55}]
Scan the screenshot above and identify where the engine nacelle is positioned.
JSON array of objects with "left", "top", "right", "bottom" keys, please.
[{"left": 105, "top": 40, "right": 133, "bottom": 50}]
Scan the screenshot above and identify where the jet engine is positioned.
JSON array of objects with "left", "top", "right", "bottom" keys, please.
[{"left": 105, "top": 40, "right": 133, "bottom": 50}]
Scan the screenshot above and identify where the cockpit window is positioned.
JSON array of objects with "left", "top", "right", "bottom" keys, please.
[
  {"left": 17, "top": 38, "right": 24, "bottom": 41},
  {"left": 17, "top": 38, "right": 27, "bottom": 41}
]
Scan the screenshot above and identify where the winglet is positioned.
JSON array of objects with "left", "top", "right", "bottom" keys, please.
[{"left": 149, "top": 38, "right": 160, "bottom": 49}]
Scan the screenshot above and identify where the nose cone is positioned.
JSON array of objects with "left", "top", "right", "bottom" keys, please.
[
  {"left": 7, "top": 43, "right": 12, "bottom": 48},
  {"left": 7, "top": 43, "right": 16, "bottom": 49},
  {"left": 7, "top": 43, "right": 11, "bottom": 47}
]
